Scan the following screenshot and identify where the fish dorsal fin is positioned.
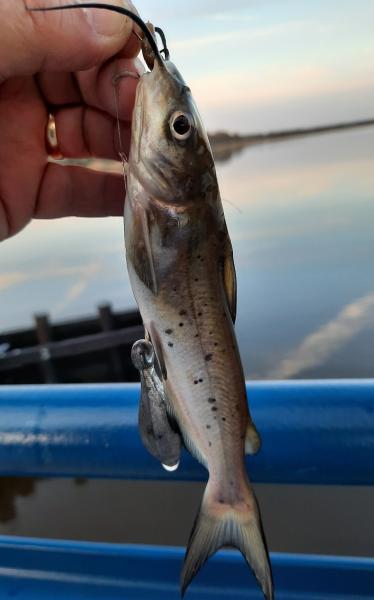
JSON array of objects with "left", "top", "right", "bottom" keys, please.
[{"left": 221, "top": 229, "right": 237, "bottom": 323}]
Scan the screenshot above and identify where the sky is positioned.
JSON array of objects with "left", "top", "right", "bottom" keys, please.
[{"left": 138, "top": 0, "right": 374, "bottom": 133}]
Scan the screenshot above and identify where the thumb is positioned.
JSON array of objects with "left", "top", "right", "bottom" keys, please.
[{"left": 0, "top": 0, "right": 139, "bottom": 80}]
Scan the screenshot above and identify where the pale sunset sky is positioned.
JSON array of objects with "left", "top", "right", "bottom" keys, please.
[{"left": 139, "top": 0, "right": 374, "bottom": 133}]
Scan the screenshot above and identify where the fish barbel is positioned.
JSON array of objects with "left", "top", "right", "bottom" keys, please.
[{"left": 28, "top": 4, "right": 273, "bottom": 597}]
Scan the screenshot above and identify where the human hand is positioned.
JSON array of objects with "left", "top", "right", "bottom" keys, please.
[{"left": 0, "top": 0, "right": 142, "bottom": 241}]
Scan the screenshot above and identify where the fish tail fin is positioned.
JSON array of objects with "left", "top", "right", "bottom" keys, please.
[{"left": 181, "top": 477, "right": 273, "bottom": 600}]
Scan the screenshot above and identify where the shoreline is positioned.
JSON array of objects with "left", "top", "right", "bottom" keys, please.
[{"left": 210, "top": 118, "right": 374, "bottom": 160}]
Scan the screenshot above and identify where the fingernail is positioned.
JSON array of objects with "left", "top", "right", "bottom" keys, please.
[{"left": 84, "top": 5, "right": 125, "bottom": 38}]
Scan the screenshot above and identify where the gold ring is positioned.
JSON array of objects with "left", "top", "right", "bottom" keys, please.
[{"left": 46, "top": 113, "right": 63, "bottom": 159}]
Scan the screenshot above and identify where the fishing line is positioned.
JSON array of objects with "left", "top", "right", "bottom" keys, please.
[
  {"left": 113, "top": 76, "right": 126, "bottom": 173},
  {"left": 27, "top": 3, "right": 162, "bottom": 63},
  {"left": 222, "top": 198, "right": 243, "bottom": 214}
]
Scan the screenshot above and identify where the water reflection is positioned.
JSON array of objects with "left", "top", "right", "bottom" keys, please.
[
  {"left": 1, "top": 127, "right": 374, "bottom": 380},
  {"left": 269, "top": 292, "right": 374, "bottom": 379},
  {"left": 0, "top": 478, "right": 36, "bottom": 522},
  {"left": 0, "top": 128, "right": 373, "bottom": 555},
  {"left": 0, "top": 477, "right": 373, "bottom": 557}
]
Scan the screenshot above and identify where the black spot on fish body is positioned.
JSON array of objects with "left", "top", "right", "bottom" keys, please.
[
  {"left": 194, "top": 380, "right": 198, "bottom": 385},
  {"left": 211, "top": 406, "right": 218, "bottom": 412},
  {"left": 205, "top": 353, "right": 213, "bottom": 362},
  {"left": 208, "top": 398, "right": 216, "bottom": 404},
  {"left": 199, "top": 378, "right": 203, "bottom": 383},
  {"left": 179, "top": 309, "right": 187, "bottom": 316},
  {"left": 208, "top": 442, "right": 212, "bottom": 447},
  {"left": 206, "top": 425, "right": 211, "bottom": 429},
  {"left": 179, "top": 322, "right": 184, "bottom": 327},
  {"left": 222, "top": 417, "right": 226, "bottom": 422},
  {"left": 214, "top": 342, "right": 218, "bottom": 347},
  {"left": 168, "top": 342, "right": 174, "bottom": 347},
  {"left": 165, "top": 328, "right": 173, "bottom": 334},
  {"left": 198, "top": 312, "right": 202, "bottom": 317}
]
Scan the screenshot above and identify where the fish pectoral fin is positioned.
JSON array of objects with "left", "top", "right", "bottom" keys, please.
[
  {"left": 245, "top": 421, "right": 261, "bottom": 455},
  {"left": 140, "top": 207, "right": 158, "bottom": 294},
  {"left": 132, "top": 339, "right": 181, "bottom": 469},
  {"left": 149, "top": 321, "right": 167, "bottom": 380}
]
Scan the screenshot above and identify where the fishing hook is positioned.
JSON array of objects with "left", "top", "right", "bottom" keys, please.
[{"left": 155, "top": 27, "right": 170, "bottom": 61}]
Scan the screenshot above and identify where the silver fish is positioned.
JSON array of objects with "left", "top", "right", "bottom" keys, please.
[
  {"left": 29, "top": 4, "right": 273, "bottom": 598},
  {"left": 125, "top": 24, "right": 273, "bottom": 600}
]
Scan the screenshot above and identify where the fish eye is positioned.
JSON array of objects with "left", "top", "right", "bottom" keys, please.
[{"left": 170, "top": 111, "right": 193, "bottom": 141}]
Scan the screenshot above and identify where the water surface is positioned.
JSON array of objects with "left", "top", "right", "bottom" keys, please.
[
  {"left": 0, "top": 127, "right": 373, "bottom": 556},
  {"left": 1, "top": 126, "right": 374, "bottom": 379}
]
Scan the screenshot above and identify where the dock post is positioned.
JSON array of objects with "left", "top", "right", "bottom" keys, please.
[{"left": 34, "top": 314, "right": 57, "bottom": 384}]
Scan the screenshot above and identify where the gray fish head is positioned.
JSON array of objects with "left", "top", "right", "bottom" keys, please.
[{"left": 129, "top": 59, "right": 218, "bottom": 204}]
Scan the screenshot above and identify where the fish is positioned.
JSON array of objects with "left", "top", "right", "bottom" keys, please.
[
  {"left": 28, "top": 4, "right": 273, "bottom": 598},
  {"left": 126, "top": 20, "right": 273, "bottom": 600}
]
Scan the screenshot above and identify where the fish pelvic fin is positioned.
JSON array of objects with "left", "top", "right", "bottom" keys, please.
[{"left": 181, "top": 478, "right": 273, "bottom": 600}]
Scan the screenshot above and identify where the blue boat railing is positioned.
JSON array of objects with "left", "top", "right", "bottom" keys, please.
[
  {"left": 0, "top": 380, "right": 373, "bottom": 484},
  {"left": 0, "top": 380, "right": 373, "bottom": 598}
]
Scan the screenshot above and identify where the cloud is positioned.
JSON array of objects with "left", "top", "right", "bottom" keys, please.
[
  {"left": 268, "top": 292, "right": 374, "bottom": 379},
  {"left": 0, "top": 263, "right": 102, "bottom": 293},
  {"left": 171, "top": 20, "right": 312, "bottom": 50},
  {"left": 192, "top": 62, "right": 374, "bottom": 115},
  {"left": 0, "top": 272, "right": 28, "bottom": 291},
  {"left": 141, "top": 0, "right": 254, "bottom": 19},
  {"left": 211, "top": 13, "right": 254, "bottom": 22},
  {"left": 51, "top": 263, "right": 102, "bottom": 316}
]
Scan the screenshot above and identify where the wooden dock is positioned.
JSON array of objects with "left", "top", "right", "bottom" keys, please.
[{"left": 0, "top": 305, "right": 143, "bottom": 385}]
